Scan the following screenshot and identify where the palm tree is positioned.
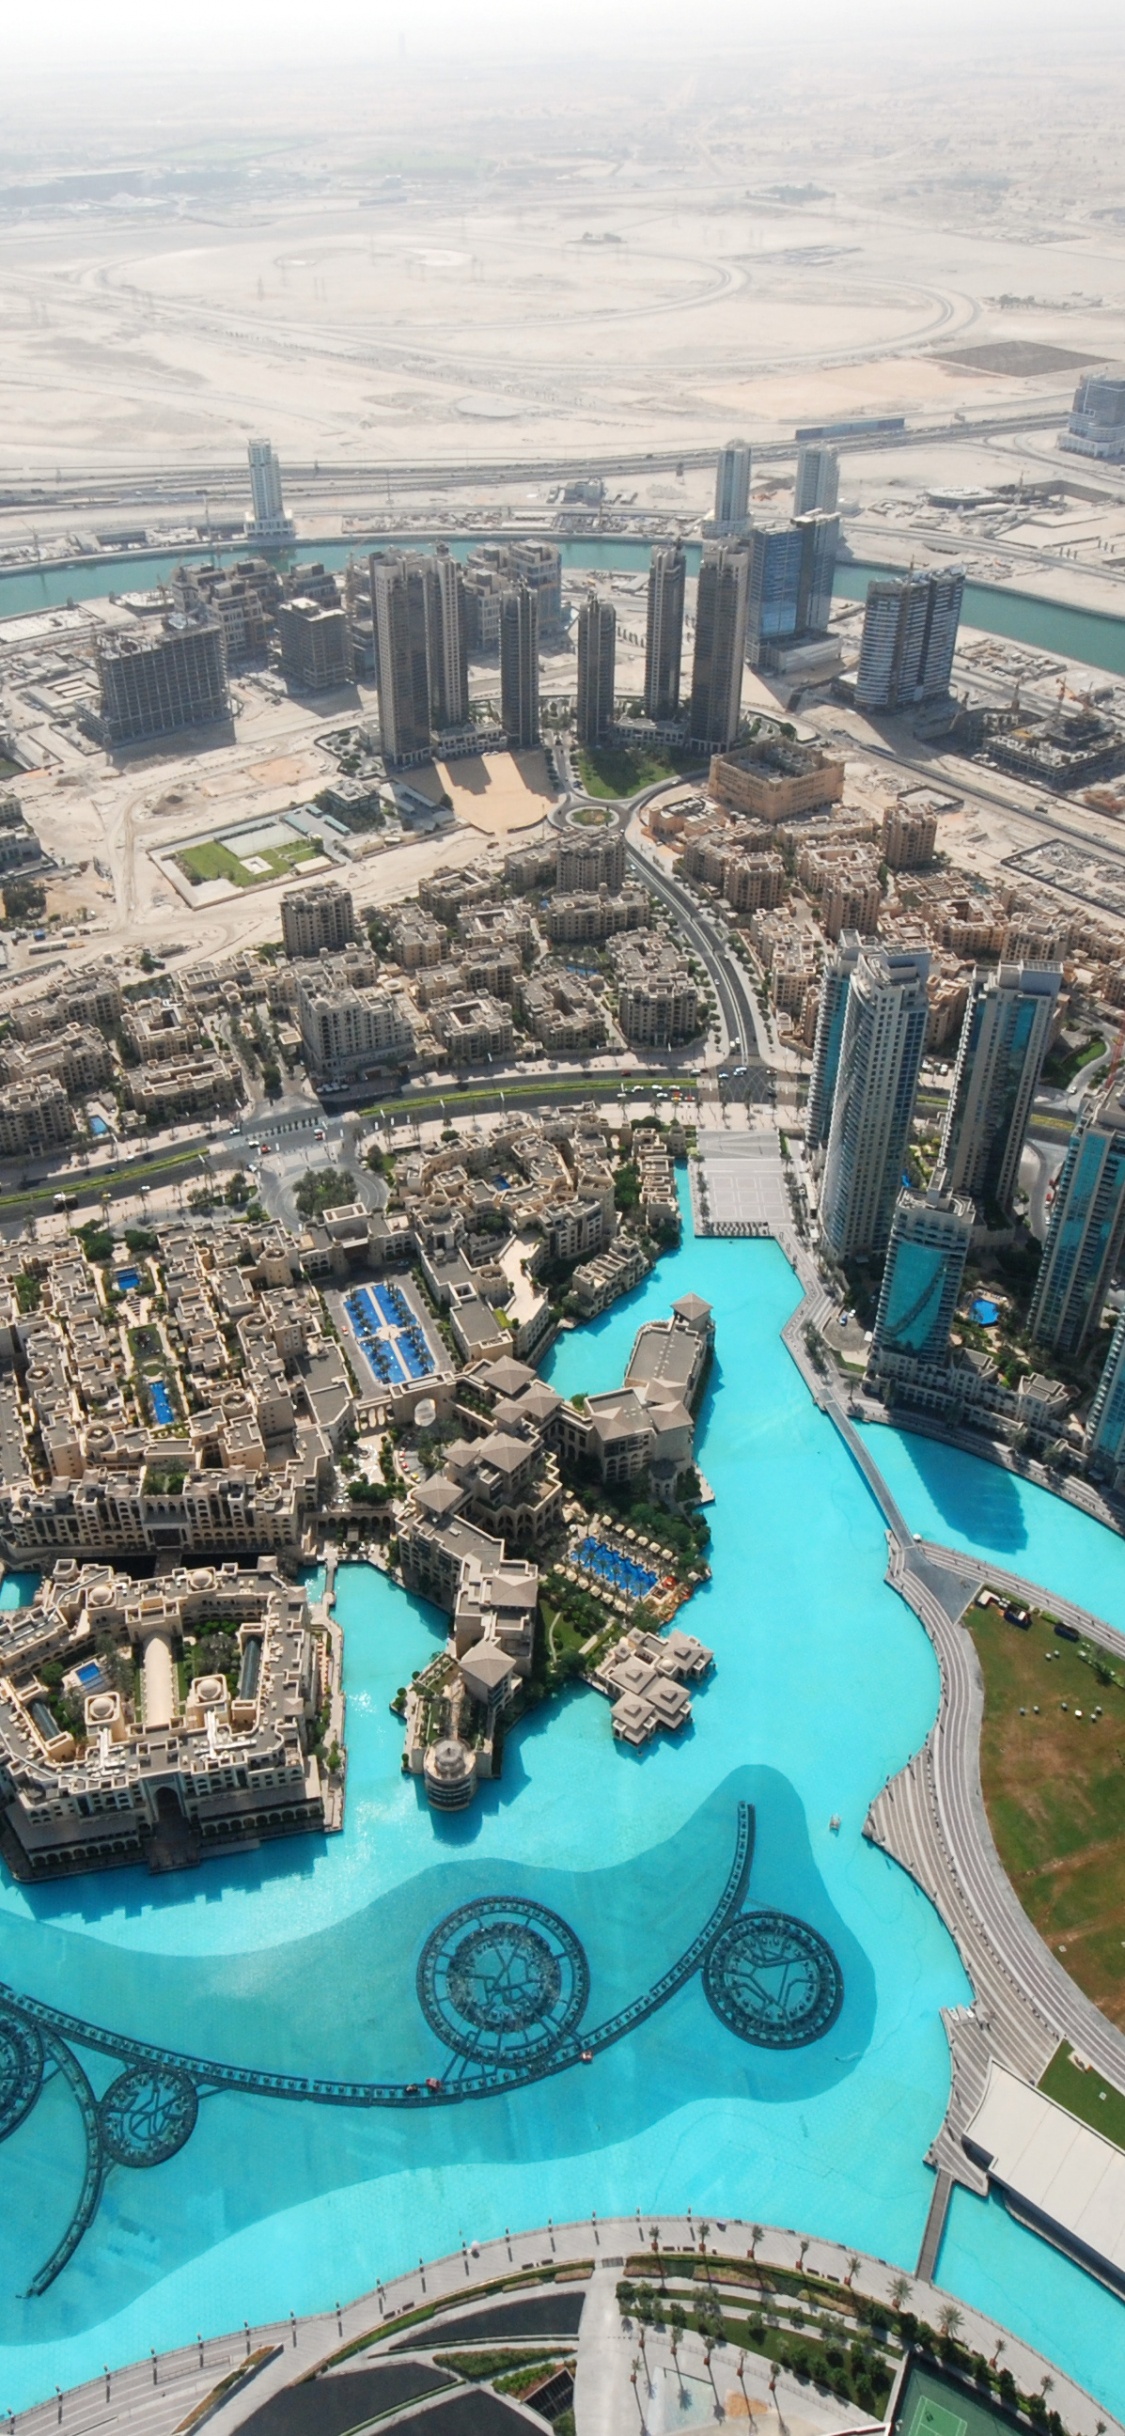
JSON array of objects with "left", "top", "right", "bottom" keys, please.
[
  {"left": 845, "top": 2253, "right": 861, "bottom": 2289},
  {"left": 990, "top": 2338, "right": 1006, "bottom": 2372},
  {"left": 890, "top": 2274, "right": 911, "bottom": 2310},
  {"left": 938, "top": 2304, "right": 963, "bottom": 2340},
  {"left": 750, "top": 2224, "right": 764, "bottom": 2261},
  {"left": 1041, "top": 2377, "right": 1054, "bottom": 2401}
]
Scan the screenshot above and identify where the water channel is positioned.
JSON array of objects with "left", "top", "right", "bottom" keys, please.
[
  {"left": 3, "top": 540, "right": 1125, "bottom": 677},
  {"left": 0, "top": 1196, "right": 1123, "bottom": 2410}
]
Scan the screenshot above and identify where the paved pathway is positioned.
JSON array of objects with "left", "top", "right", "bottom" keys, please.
[
  {"left": 31, "top": 2217, "right": 1120, "bottom": 2436},
  {"left": 776, "top": 1238, "right": 1125, "bottom": 2267}
]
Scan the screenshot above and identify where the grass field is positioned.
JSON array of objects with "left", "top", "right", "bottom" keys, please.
[
  {"left": 1039, "top": 2039, "right": 1125, "bottom": 2149},
  {"left": 965, "top": 1596, "right": 1125, "bottom": 2025},
  {"left": 175, "top": 834, "right": 321, "bottom": 889},
  {"left": 576, "top": 743, "right": 699, "bottom": 799}
]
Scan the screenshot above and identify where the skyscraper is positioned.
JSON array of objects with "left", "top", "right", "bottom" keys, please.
[
  {"left": 794, "top": 443, "right": 840, "bottom": 517},
  {"left": 940, "top": 962, "right": 1062, "bottom": 1218},
  {"left": 713, "top": 441, "right": 752, "bottom": 535},
  {"left": 1060, "top": 367, "right": 1125, "bottom": 463},
  {"left": 428, "top": 545, "right": 469, "bottom": 732},
  {"left": 870, "top": 1183, "right": 974, "bottom": 1380},
  {"left": 644, "top": 543, "right": 685, "bottom": 723},
  {"left": 1087, "top": 1307, "right": 1125, "bottom": 1476},
  {"left": 855, "top": 568, "right": 965, "bottom": 713},
  {"left": 745, "top": 514, "right": 839, "bottom": 668},
  {"left": 820, "top": 944, "right": 931, "bottom": 1261},
  {"left": 806, "top": 930, "right": 863, "bottom": 1151},
  {"left": 1028, "top": 1086, "right": 1125, "bottom": 1359},
  {"left": 576, "top": 591, "right": 616, "bottom": 747},
  {"left": 500, "top": 583, "right": 540, "bottom": 749},
  {"left": 245, "top": 440, "right": 294, "bottom": 544},
  {"left": 95, "top": 614, "right": 230, "bottom": 746},
  {"left": 371, "top": 551, "right": 434, "bottom": 763},
  {"left": 688, "top": 543, "right": 750, "bottom": 750}
]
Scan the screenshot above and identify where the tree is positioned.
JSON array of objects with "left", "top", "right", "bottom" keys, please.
[
  {"left": 890, "top": 2274, "right": 911, "bottom": 2311},
  {"left": 2, "top": 874, "right": 46, "bottom": 925},
  {"left": 937, "top": 2304, "right": 963, "bottom": 2340}
]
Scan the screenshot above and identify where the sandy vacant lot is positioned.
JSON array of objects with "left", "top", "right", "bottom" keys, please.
[{"left": 433, "top": 750, "right": 556, "bottom": 836}]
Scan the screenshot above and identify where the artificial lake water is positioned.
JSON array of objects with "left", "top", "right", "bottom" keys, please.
[{"left": 0, "top": 1202, "right": 1123, "bottom": 2409}]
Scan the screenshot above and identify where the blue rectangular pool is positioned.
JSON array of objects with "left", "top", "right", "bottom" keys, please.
[
  {"left": 116, "top": 1267, "right": 141, "bottom": 1292},
  {"left": 573, "top": 1535, "right": 659, "bottom": 1597},
  {"left": 148, "top": 1379, "right": 175, "bottom": 1426}
]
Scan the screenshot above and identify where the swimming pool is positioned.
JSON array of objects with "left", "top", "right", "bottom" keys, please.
[
  {"left": 117, "top": 1267, "right": 141, "bottom": 1292},
  {"left": 0, "top": 1181, "right": 1122, "bottom": 2412},
  {"left": 971, "top": 1298, "right": 999, "bottom": 1325},
  {"left": 148, "top": 1378, "right": 175, "bottom": 1427},
  {"left": 573, "top": 1535, "right": 659, "bottom": 1598}
]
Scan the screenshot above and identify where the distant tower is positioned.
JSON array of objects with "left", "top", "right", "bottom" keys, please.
[
  {"left": 644, "top": 543, "right": 685, "bottom": 724},
  {"left": 940, "top": 962, "right": 1062, "bottom": 1219},
  {"left": 856, "top": 568, "right": 965, "bottom": 713},
  {"left": 820, "top": 944, "right": 931, "bottom": 1261},
  {"left": 714, "top": 440, "right": 752, "bottom": 535},
  {"left": 794, "top": 443, "right": 840, "bottom": 517},
  {"left": 688, "top": 542, "right": 750, "bottom": 751},
  {"left": 870, "top": 1183, "right": 974, "bottom": 1380},
  {"left": 245, "top": 440, "right": 295, "bottom": 544},
  {"left": 576, "top": 591, "right": 616, "bottom": 747},
  {"left": 745, "top": 513, "right": 839, "bottom": 668},
  {"left": 428, "top": 545, "right": 469, "bottom": 732},
  {"left": 1029, "top": 1086, "right": 1125, "bottom": 1359},
  {"left": 500, "top": 582, "right": 540, "bottom": 749},
  {"left": 806, "top": 930, "right": 864, "bottom": 1152},
  {"left": 370, "top": 550, "right": 433, "bottom": 764}
]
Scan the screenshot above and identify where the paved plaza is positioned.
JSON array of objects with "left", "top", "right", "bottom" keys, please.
[{"left": 696, "top": 1129, "right": 791, "bottom": 1234}]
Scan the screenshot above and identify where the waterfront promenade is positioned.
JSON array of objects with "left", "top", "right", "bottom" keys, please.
[
  {"left": 770, "top": 1205, "right": 1125, "bottom": 2275},
  {"left": 27, "top": 2215, "right": 1119, "bottom": 2436}
]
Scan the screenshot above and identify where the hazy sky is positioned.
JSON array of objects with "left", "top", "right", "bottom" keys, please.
[{"left": 6, "top": 0, "right": 1124, "bottom": 69}]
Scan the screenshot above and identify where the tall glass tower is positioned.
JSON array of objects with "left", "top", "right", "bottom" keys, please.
[
  {"left": 941, "top": 962, "right": 1062, "bottom": 1218},
  {"left": 820, "top": 945, "right": 931, "bottom": 1261},
  {"left": 644, "top": 543, "right": 685, "bottom": 723},
  {"left": 1029, "top": 1086, "right": 1125, "bottom": 1359}
]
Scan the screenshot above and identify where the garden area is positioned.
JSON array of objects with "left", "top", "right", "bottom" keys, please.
[
  {"left": 965, "top": 1594, "right": 1125, "bottom": 2027},
  {"left": 576, "top": 742, "right": 698, "bottom": 799},
  {"left": 295, "top": 1165, "right": 358, "bottom": 1218},
  {"left": 617, "top": 2250, "right": 1070, "bottom": 2435}
]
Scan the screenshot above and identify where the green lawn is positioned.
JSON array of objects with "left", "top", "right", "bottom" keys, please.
[
  {"left": 965, "top": 1597, "right": 1125, "bottom": 2025},
  {"left": 176, "top": 835, "right": 321, "bottom": 889},
  {"left": 576, "top": 743, "right": 699, "bottom": 799},
  {"left": 1039, "top": 2039, "right": 1125, "bottom": 2150},
  {"left": 1042, "top": 1033, "right": 1106, "bottom": 1089}
]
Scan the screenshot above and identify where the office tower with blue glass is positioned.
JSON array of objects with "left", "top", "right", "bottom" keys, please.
[
  {"left": 688, "top": 541, "right": 750, "bottom": 750},
  {"left": 1029, "top": 1085, "right": 1125, "bottom": 1358},
  {"left": 940, "top": 962, "right": 1062, "bottom": 1219},
  {"left": 576, "top": 590, "right": 616, "bottom": 746},
  {"left": 1087, "top": 1307, "right": 1125, "bottom": 1478},
  {"left": 795, "top": 443, "right": 840, "bottom": 517},
  {"left": 745, "top": 514, "right": 839, "bottom": 671},
  {"left": 644, "top": 542, "right": 685, "bottom": 723},
  {"left": 856, "top": 567, "right": 965, "bottom": 712},
  {"left": 713, "top": 440, "right": 752, "bottom": 535},
  {"left": 820, "top": 944, "right": 931, "bottom": 1261},
  {"left": 869, "top": 1183, "right": 974, "bottom": 1393},
  {"left": 806, "top": 930, "right": 864, "bottom": 1151},
  {"left": 1060, "top": 366, "right": 1125, "bottom": 463}
]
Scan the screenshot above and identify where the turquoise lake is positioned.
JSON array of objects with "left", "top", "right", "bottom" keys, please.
[{"left": 0, "top": 1205, "right": 1123, "bottom": 2411}]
